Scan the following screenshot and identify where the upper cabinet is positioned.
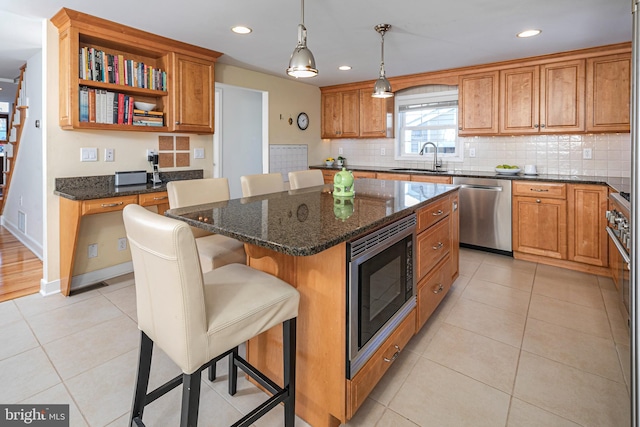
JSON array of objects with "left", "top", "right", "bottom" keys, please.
[
  {"left": 500, "top": 60, "right": 585, "bottom": 134},
  {"left": 321, "top": 89, "right": 393, "bottom": 139},
  {"left": 586, "top": 53, "right": 631, "bottom": 132},
  {"left": 458, "top": 71, "right": 499, "bottom": 135},
  {"left": 51, "top": 8, "right": 222, "bottom": 134}
]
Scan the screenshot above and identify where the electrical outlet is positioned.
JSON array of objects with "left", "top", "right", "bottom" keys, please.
[
  {"left": 88, "top": 243, "right": 98, "bottom": 258},
  {"left": 583, "top": 148, "right": 593, "bottom": 159},
  {"left": 381, "top": 148, "right": 386, "bottom": 156},
  {"left": 117, "top": 237, "right": 127, "bottom": 251},
  {"left": 338, "top": 147, "right": 343, "bottom": 155},
  {"left": 105, "top": 148, "right": 114, "bottom": 162},
  {"left": 469, "top": 148, "right": 476, "bottom": 158}
]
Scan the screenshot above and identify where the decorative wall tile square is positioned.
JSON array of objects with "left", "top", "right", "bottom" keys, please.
[
  {"left": 158, "top": 153, "right": 174, "bottom": 168},
  {"left": 158, "top": 136, "right": 174, "bottom": 151},
  {"left": 176, "top": 152, "right": 190, "bottom": 167},
  {"left": 176, "top": 136, "right": 190, "bottom": 151}
]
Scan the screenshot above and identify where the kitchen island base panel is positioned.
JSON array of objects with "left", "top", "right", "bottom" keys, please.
[
  {"left": 245, "top": 242, "right": 347, "bottom": 427},
  {"left": 513, "top": 251, "right": 612, "bottom": 277}
]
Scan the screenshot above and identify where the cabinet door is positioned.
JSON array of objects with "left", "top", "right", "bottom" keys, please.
[
  {"left": 171, "top": 53, "right": 214, "bottom": 134},
  {"left": 567, "top": 184, "right": 608, "bottom": 266},
  {"left": 359, "top": 91, "right": 393, "bottom": 138},
  {"left": 586, "top": 54, "right": 631, "bottom": 132},
  {"left": 376, "top": 173, "right": 411, "bottom": 181},
  {"left": 500, "top": 66, "right": 540, "bottom": 134},
  {"left": 539, "top": 60, "right": 585, "bottom": 133},
  {"left": 458, "top": 71, "right": 499, "bottom": 135},
  {"left": 321, "top": 91, "right": 359, "bottom": 138},
  {"left": 512, "top": 196, "right": 567, "bottom": 259}
]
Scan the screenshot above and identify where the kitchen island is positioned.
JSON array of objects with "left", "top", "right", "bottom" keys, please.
[{"left": 166, "top": 178, "right": 460, "bottom": 426}]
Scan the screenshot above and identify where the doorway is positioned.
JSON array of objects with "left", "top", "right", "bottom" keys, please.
[{"left": 214, "top": 84, "right": 269, "bottom": 199}]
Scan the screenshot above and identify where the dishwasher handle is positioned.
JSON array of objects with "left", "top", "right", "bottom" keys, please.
[{"left": 458, "top": 184, "right": 503, "bottom": 192}]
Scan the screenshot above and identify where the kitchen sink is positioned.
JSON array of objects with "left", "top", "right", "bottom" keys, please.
[{"left": 389, "top": 168, "right": 448, "bottom": 174}]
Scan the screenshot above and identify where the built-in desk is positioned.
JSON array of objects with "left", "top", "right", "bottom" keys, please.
[{"left": 54, "top": 170, "right": 202, "bottom": 296}]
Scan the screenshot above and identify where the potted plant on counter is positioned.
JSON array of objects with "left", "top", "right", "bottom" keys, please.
[{"left": 337, "top": 156, "right": 346, "bottom": 167}]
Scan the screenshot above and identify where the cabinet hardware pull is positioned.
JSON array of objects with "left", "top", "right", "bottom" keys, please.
[
  {"left": 433, "top": 283, "right": 444, "bottom": 294},
  {"left": 534, "top": 124, "right": 539, "bottom": 128},
  {"left": 175, "top": 121, "right": 180, "bottom": 125},
  {"left": 383, "top": 345, "right": 401, "bottom": 362},
  {"left": 530, "top": 188, "right": 549, "bottom": 192},
  {"left": 432, "top": 209, "right": 444, "bottom": 216},
  {"left": 101, "top": 202, "right": 124, "bottom": 208},
  {"left": 541, "top": 124, "right": 546, "bottom": 128},
  {"left": 536, "top": 199, "right": 541, "bottom": 203},
  {"left": 458, "top": 126, "right": 462, "bottom": 130},
  {"left": 153, "top": 196, "right": 168, "bottom": 200},
  {"left": 432, "top": 242, "right": 444, "bottom": 250}
]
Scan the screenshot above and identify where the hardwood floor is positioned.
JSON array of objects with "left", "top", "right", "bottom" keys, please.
[{"left": 0, "top": 225, "right": 41, "bottom": 302}]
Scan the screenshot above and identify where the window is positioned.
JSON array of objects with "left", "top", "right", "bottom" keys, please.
[
  {"left": 0, "top": 115, "right": 7, "bottom": 141},
  {"left": 395, "top": 88, "right": 462, "bottom": 162}
]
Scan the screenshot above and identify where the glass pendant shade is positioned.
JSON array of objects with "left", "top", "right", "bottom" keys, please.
[
  {"left": 372, "top": 24, "right": 393, "bottom": 98},
  {"left": 286, "top": 1, "right": 318, "bottom": 78}
]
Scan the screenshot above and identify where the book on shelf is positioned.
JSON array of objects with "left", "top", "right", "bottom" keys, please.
[
  {"left": 88, "top": 88, "right": 96, "bottom": 123},
  {"left": 133, "top": 109, "right": 163, "bottom": 116},
  {"left": 79, "top": 86, "right": 89, "bottom": 122}
]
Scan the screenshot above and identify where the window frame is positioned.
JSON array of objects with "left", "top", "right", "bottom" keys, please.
[{"left": 394, "top": 89, "right": 463, "bottom": 163}]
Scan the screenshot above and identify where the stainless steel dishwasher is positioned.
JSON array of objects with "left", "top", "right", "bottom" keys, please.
[{"left": 452, "top": 177, "right": 512, "bottom": 254}]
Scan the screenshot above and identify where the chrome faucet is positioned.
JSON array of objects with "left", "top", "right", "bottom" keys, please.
[{"left": 419, "top": 141, "right": 441, "bottom": 171}]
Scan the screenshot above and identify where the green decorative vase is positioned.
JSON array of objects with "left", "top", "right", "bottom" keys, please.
[{"left": 333, "top": 167, "right": 354, "bottom": 197}]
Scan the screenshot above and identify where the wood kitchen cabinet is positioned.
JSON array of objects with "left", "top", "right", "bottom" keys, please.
[
  {"left": 51, "top": 8, "right": 221, "bottom": 134},
  {"left": 458, "top": 71, "right": 499, "bottom": 135},
  {"left": 376, "top": 172, "right": 411, "bottom": 181},
  {"left": 567, "top": 184, "right": 608, "bottom": 267},
  {"left": 586, "top": 53, "right": 631, "bottom": 132},
  {"left": 359, "top": 90, "right": 393, "bottom": 138},
  {"left": 512, "top": 181, "right": 568, "bottom": 259},
  {"left": 321, "top": 90, "right": 359, "bottom": 138},
  {"left": 500, "top": 60, "right": 585, "bottom": 134},
  {"left": 411, "top": 175, "right": 453, "bottom": 184},
  {"left": 169, "top": 53, "right": 215, "bottom": 133}
]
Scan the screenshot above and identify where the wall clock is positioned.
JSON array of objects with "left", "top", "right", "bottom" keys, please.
[{"left": 297, "top": 112, "right": 309, "bottom": 130}]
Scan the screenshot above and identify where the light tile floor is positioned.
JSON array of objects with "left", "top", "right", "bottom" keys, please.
[{"left": 0, "top": 248, "right": 631, "bottom": 426}]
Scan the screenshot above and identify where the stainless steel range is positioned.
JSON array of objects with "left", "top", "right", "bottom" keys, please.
[{"left": 606, "top": 192, "right": 631, "bottom": 325}]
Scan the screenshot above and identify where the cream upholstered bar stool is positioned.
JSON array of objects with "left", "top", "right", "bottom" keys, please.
[
  {"left": 240, "top": 172, "right": 285, "bottom": 197},
  {"left": 288, "top": 169, "right": 324, "bottom": 190},
  {"left": 123, "top": 204, "right": 299, "bottom": 427},
  {"left": 166, "top": 178, "right": 245, "bottom": 273}
]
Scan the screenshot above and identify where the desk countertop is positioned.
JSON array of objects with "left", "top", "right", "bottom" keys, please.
[{"left": 166, "top": 179, "right": 458, "bottom": 257}]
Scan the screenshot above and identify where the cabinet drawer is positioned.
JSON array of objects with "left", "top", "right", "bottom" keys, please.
[
  {"left": 352, "top": 171, "right": 376, "bottom": 179},
  {"left": 81, "top": 195, "right": 138, "bottom": 216},
  {"left": 321, "top": 170, "right": 336, "bottom": 184},
  {"left": 376, "top": 172, "right": 411, "bottom": 181},
  {"left": 347, "top": 309, "right": 416, "bottom": 419},
  {"left": 138, "top": 191, "right": 169, "bottom": 207},
  {"left": 416, "top": 217, "right": 450, "bottom": 280},
  {"left": 513, "top": 181, "right": 566, "bottom": 199},
  {"left": 411, "top": 175, "right": 452, "bottom": 184},
  {"left": 417, "top": 256, "right": 452, "bottom": 330},
  {"left": 417, "top": 196, "right": 451, "bottom": 232}
]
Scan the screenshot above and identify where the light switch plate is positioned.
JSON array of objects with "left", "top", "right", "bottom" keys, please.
[
  {"left": 81, "top": 147, "right": 98, "bottom": 162},
  {"left": 194, "top": 148, "right": 205, "bottom": 159}
]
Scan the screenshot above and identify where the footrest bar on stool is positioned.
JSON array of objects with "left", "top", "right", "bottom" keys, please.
[
  {"left": 131, "top": 416, "right": 146, "bottom": 427},
  {"left": 230, "top": 390, "right": 288, "bottom": 427},
  {"left": 145, "top": 373, "right": 183, "bottom": 405},
  {"left": 233, "top": 354, "right": 282, "bottom": 395}
]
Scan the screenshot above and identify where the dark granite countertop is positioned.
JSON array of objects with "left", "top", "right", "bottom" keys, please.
[
  {"left": 310, "top": 165, "right": 630, "bottom": 194},
  {"left": 55, "top": 170, "right": 204, "bottom": 200},
  {"left": 165, "top": 179, "right": 459, "bottom": 257}
]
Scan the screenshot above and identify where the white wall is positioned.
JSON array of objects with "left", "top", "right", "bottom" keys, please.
[{"left": 2, "top": 49, "right": 44, "bottom": 258}]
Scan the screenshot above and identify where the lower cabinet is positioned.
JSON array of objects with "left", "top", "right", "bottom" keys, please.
[
  {"left": 512, "top": 195, "right": 567, "bottom": 259},
  {"left": 417, "top": 256, "right": 452, "bottom": 329},
  {"left": 567, "top": 184, "right": 608, "bottom": 267}
]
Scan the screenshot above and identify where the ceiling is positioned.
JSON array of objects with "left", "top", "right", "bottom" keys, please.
[{"left": 0, "top": 0, "right": 632, "bottom": 100}]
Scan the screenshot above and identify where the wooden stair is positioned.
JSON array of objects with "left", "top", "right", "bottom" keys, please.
[{"left": 0, "top": 65, "right": 27, "bottom": 215}]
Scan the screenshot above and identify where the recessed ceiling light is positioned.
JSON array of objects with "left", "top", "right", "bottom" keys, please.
[
  {"left": 338, "top": 65, "right": 352, "bottom": 71},
  {"left": 231, "top": 26, "right": 252, "bottom": 35},
  {"left": 517, "top": 29, "right": 541, "bottom": 38}
]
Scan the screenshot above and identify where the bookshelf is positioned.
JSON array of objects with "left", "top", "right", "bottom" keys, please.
[{"left": 51, "top": 8, "right": 222, "bottom": 134}]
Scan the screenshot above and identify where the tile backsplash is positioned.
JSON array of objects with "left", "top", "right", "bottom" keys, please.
[{"left": 328, "top": 133, "right": 631, "bottom": 178}]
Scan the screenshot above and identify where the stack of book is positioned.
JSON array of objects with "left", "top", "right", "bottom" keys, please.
[{"left": 132, "top": 109, "right": 164, "bottom": 127}]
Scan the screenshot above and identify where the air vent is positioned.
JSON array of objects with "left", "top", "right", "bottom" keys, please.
[
  {"left": 350, "top": 214, "right": 416, "bottom": 260},
  {"left": 18, "top": 210, "right": 26, "bottom": 233}
]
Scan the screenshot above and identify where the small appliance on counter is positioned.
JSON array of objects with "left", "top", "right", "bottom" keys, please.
[
  {"left": 333, "top": 167, "right": 354, "bottom": 197},
  {"left": 147, "top": 151, "right": 162, "bottom": 186}
]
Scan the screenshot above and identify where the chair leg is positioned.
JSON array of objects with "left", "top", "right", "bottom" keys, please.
[
  {"left": 283, "top": 318, "right": 297, "bottom": 427},
  {"left": 130, "top": 332, "right": 153, "bottom": 427},
  {"left": 228, "top": 346, "right": 239, "bottom": 396},
  {"left": 180, "top": 371, "right": 202, "bottom": 427},
  {"left": 207, "top": 363, "right": 216, "bottom": 382}
]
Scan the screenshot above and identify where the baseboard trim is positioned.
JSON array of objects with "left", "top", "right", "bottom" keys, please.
[
  {"left": 1, "top": 216, "right": 43, "bottom": 260},
  {"left": 40, "top": 278, "right": 61, "bottom": 296},
  {"left": 513, "top": 251, "right": 611, "bottom": 277},
  {"left": 70, "top": 262, "right": 134, "bottom": 291}
]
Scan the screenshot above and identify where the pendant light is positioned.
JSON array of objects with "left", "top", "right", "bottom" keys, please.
[
  {"left": 286, "top": 0, "right": 318, "bottom": 78},
  {"left": 372, "top": 24, "right": 393, "bottom": 98}
]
